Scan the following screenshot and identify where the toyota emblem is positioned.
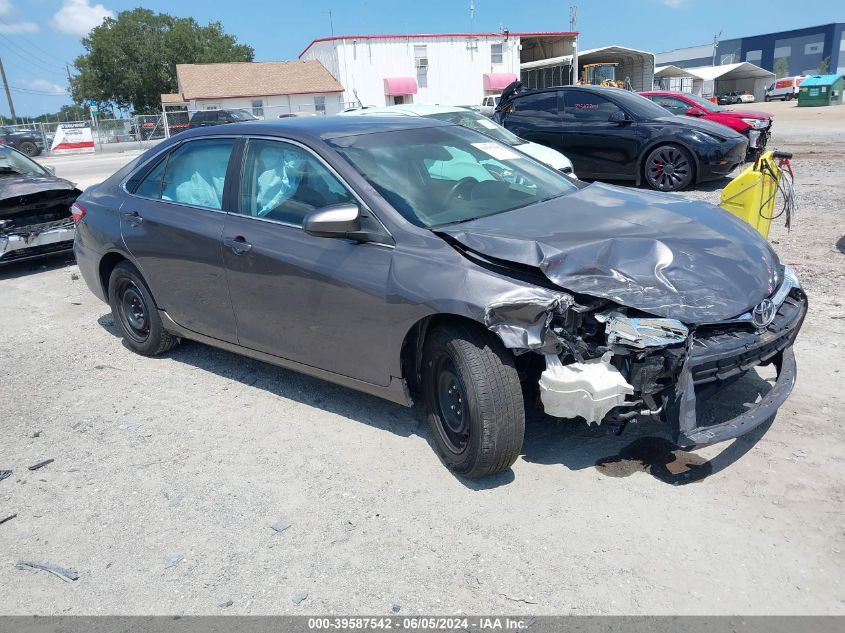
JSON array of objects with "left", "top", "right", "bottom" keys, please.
[{"left": 752, "top": 299, "right": 777, "bottom": 329}]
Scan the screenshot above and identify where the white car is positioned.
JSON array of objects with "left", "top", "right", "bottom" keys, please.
[
  {"left": 739, "top": 93, "right": 756, "bottom": 103},
  {"left": 479, "top": 95, "right": 501, "bottom": 117},
  {"left": 340, "top": 104, "right": 576, "bottom": 177}
]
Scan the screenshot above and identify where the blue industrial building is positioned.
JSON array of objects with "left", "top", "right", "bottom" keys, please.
[{"left": 655, "top": 23, "right": 845, "bottom": 78}]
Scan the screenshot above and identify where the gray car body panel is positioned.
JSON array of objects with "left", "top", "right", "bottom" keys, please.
[{"left": 74, "top": 116, "right": 781, "bottom": 403}]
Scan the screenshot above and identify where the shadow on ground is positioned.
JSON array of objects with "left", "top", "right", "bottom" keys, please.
[
  {"left": 0, "top": 252, "right": 75, "bottom": 280},
  {"left": 97, "top": 312, "right": 777, "bottom": 488}
]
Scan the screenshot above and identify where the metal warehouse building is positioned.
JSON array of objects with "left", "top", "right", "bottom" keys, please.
[{"left": 656, "top": 22, "right": 845, "bottom": 79}]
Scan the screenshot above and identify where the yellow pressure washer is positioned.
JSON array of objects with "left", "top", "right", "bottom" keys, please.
[{"left": 720, "top": 150, "right": 796, "bottom": 239}]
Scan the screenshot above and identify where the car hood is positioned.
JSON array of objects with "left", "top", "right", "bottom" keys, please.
[
  {"left": 0, "top": 175, "right": 77, "bottom": 207},
  {"left": 439, "top": 182, "right": 780, "bottom": 324},
  {"left": 719, "top": 109, "right": 772, "bottom": 120},
  {"left": 516, "top": 141, "right": 574, "bottom": 172},
  {"left": 656, "top": 115, "right": 746, "bottom": 139}
]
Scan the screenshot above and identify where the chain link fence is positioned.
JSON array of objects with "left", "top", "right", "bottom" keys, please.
[{"left": 2, "top": 100, "right": 364, "bottom": 156}]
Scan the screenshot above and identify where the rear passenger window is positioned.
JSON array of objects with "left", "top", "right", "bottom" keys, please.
[
  {"left": 239, "top": 139, "right": 356, "bottom": 226},
  {"left": 511, "top": 92, "right": 558, "bottom": 119},
  {"left": 562, "top": 91, "right": 623, "bottom": 122},
  {"left": 135, "top": 139, "right": 234, "bottom": 209}
]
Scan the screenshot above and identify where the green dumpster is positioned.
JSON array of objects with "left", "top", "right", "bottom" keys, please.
[{"left": 797, "top": 74, "right": 844, "bottom": 107}]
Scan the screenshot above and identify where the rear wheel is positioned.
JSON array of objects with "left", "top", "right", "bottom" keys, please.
[
  {"left": 19, "top": 141, "right": 39, "bottom": 157},
  {"left": 764, "top": 95, "right": 771, "bottom": 102},
  {"left": 644, "top": 144, "right": 694, "bottom": 192},
  {"left": 108, "top": 261, "right": 178, "bottom": 356},
  {"left": 422, "top": 323, "right": 525, "bottom": 478}
]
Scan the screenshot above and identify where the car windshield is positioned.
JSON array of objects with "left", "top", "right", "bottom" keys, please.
[
  {"left": 230, "top": 109, "right": 258, "bottom": 121},
  {"left": 423, "top": 110, "right": 525, "bottom": 146},
  {"left": 0, "top": 146, "right": 47, "bottom": 177},
  {"left": 329, "top": 124, "right": 577, "bottom": 228},
  {"left": 683, "top": 93, "right": 725, "bottom": 112}
]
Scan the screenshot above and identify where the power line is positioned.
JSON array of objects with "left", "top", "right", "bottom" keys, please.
[
  {"left": 0, "top": 34, "right": 67, "bottom": 74},
  {"left": 9, "top": 85, "right": 69, "bottom": 95},
  {"left": 0, "top": 17, "right": 74, "bottom": 67}
]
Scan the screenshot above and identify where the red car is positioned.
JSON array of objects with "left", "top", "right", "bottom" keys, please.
[{"left": 640, "top": 91, "right": 772, "bottom": 159}]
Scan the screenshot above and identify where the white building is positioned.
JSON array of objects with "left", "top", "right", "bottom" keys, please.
[
  {"left": 299, "top": 31, "right": 578, "bottom": 107},
  {"left": 168, "top": 60, "right": 346, "bottom": 117}
]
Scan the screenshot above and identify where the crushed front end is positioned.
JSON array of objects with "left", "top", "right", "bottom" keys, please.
[
  {"left": 0, "top": 187, "right": 80, "bottom": 264},
  {"left": 486, "top": 266, "right": 807, "bottom": 447}
]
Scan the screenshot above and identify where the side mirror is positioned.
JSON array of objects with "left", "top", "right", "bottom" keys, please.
[
  {"left": 608, "top": 111, "right": 630, "bottom": 124},
  {"left": 43, "top": 165, "right": 56, "bottom": 176},
  {"left": 303, "top": 203, "right": 362, "bottom": 240},
  {"left": 685, "top": 107, "right": 704, "bottom": 117}
]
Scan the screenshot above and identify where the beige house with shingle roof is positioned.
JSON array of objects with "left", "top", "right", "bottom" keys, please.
[{"left": 162, "top": 60, "right": 346, "bottom": 118}]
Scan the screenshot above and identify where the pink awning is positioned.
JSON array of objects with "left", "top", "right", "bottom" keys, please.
[
  {"left": 483, "top": 72, "right": 518, "bottom": 91},
  {"left": 383, "top": 77, "right": 418, "bottom": 96}
]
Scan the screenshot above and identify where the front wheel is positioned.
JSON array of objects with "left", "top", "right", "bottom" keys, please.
[
  {"left": 108, "top": 261, "right": 179, "bottom": 356},
  {"left": 644, "top": 144, "right": 694, "bottom": 192},
  {"left": 422, "top": 323, "right": 525, "bottom": 478},
  {"left": 19, "top": 141, "right": 40, "bottom": 157}
]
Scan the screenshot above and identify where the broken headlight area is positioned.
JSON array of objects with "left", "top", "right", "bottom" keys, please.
[{"left": 0, "top": 187, "right": 80, "bottom": 263}]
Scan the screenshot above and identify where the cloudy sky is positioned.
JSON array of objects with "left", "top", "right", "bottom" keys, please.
[{"left": 0, "top": 0, "right": 840, "bottom": 117}]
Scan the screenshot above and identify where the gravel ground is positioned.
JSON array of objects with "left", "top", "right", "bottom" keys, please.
[{"left": 1, "top": 102, "right": 843, "bottom": 616}]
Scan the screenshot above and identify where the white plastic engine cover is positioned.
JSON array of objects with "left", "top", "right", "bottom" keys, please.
[{"left": 539, "top": 353, "right": 634, "bottom": 423}]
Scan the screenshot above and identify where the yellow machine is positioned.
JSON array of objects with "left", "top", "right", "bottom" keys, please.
[
  {"left": 580, "top": 63, "right": 625, "bottom": 88},
  {"left": 720, "top": 150, "right": 795, "bottom": 239}
]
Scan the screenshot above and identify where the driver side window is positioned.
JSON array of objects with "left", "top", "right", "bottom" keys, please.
[{"left": 239, "top": 139, "right": 357, "bottom": 226}]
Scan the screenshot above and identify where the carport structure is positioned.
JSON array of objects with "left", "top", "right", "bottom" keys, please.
[
  {"left": 680, "top": 62, "right": 774, "bottom": 101},
  {"left": 578, "top": 45, "right": 655, "bottom": 92}
]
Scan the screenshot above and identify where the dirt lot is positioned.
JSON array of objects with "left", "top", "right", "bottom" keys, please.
[{"left": 1, "top": 103, "right": 843, "bottom": 615}]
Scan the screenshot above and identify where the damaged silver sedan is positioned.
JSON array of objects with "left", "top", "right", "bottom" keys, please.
[
  {"left": 0, "top": 146, "right": 80, "bottom": 264},
  {"left": 73, "top": 117, "right": 806, "bottom": 478}
]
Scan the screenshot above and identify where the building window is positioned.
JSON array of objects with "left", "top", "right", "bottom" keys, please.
[
  {"left": 251, "top": 99, "right": 264, "bottom": 117},
  {"left": 414, "top": 45, "right": 428, "bottom": 88},
  {"left": 491, "top": 43, "right": 503, "bottom": 64},
  {"left": 745, "top": 49, "right": 762, "bottom": 64},
  {"left": 314, "top": 96, "right": 326, "bottom": 114}
]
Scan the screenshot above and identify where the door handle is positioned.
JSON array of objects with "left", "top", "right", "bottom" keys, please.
[
  {"left": 121, "top": 211, "right": 143, "bottom": 226},
  {"left": 224, "top": 236, "right": 252, "bottom": 255}
]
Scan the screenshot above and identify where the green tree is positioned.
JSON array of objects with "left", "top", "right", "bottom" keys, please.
[
  {"left": 773, "top": 57, "right": 790, "bottom": 79},
  {"left": 818, "top": 56, "right": 830, "bottom": 74},
  {"left": 70, "top": 8, "right": 253, "bottom": 114}
]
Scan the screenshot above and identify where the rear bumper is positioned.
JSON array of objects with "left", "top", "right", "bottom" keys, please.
[{"left": 0, "top": 221, "right": 75, "bottom": 264}]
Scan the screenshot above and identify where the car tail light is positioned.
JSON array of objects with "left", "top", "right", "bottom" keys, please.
[{"left": 70, "top": 202, "right": 87, "bottom": 223}]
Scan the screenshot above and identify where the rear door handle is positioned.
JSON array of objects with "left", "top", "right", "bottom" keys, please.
[
  {"left": 121, "top": 211, "right": 143, "bottom": 226},
  {"left": 224, "top": 236, "right": 252, "bottom": 255}
]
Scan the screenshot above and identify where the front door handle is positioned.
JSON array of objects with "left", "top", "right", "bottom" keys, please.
[
  {"left": 224, "top": 236, "right": 252, "bottom": 255},
  {"left": 121, "top": 211, "right": 143, "bottom": 226}
]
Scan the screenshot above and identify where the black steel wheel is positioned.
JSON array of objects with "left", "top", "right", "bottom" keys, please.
[
  {"left": 644, "top": 144, "right": 694, "bottom": 192},
  {"left": 422, "top": 322, "right": 525, "bottom": 478},
  {"left": 108, "top": 261, "right": 178, "bottom": 356}
]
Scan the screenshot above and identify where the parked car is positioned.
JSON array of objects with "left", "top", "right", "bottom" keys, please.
[
  {"left": 496, "top": 84, "right": 748, "bottom": 191},
  {"left": 0, "top": 126, "right": 45, "bottom": 157},
  {"left": 0, "top": 145, "right": 81, "bottom": 264},
  {"left": 188, "top": 109, "right": 259, "bottom": 128},
  {"left": 74, "top": 117, "right": 805, "bottom": 477},
  {"left": 480, "top": 94, "right": 501, "bottom": 116},
  {"left": 717, "top": 91, "right": 754, "bottom": 105},
  {"left": 340, "top": 103, "right": 576, "bottom": 176},
  {"left": 640, "top": 90, "right": 773, "bottom": 159},
  {"left": 765, "top": 76, "right": 807, "bottom": 101}
]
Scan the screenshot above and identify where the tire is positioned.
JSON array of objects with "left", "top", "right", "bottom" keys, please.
[
  {"left": 764, "top": 95, "right": 771, "bottom": 102},
  {"left": 786, "top": 93, "right": 793, "bottom": 101},
  {"left": 643, "top": 144, "right": 695, "bottom": 192},
  {"left": 107, "top": 261, "right": 178, "bottom": 356},
  {"left": 19, "top": 141, "right": 40, "bottom": 157},
  {"left": 422, "top": 322, "right": 525, "bottom": 478}
]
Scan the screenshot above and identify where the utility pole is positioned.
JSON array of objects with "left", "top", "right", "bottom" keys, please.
[
  {"left": 324, "top": 9, "right": 334, "bottom": 37},
  {"left": 469, "top": 0, "right": 475, "bottom": 32},
  {"left": 712, "top": 30, "right": 722, "bottom": 66},
  {"left": 570, "top": 6, "right": 577, "bottom": 32},
  {"left": 0, "top": 56, "right": 17, "bottom": 125}
]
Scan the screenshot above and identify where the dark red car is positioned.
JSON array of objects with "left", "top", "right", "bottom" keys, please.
[{"left": 640, "top": 91, "right": 772, "bottom": 159}]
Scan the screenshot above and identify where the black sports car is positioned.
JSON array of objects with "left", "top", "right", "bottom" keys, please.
[
  {"left": 0, "top": 145, "right": 81, "bottom": 264},
  {"left": 496, "top": 84, "right": 748, "bottom": 191}
]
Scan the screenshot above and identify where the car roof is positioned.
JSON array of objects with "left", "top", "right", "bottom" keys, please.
[
  {"left": 510, "top": 84, "right": 636, "bottom": 99},
  {"left": 341, "top": 104, "right": 471, "bottom": 117},
  {"left": 176, "top": 115, "right": 451, "bottom": 141}
]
